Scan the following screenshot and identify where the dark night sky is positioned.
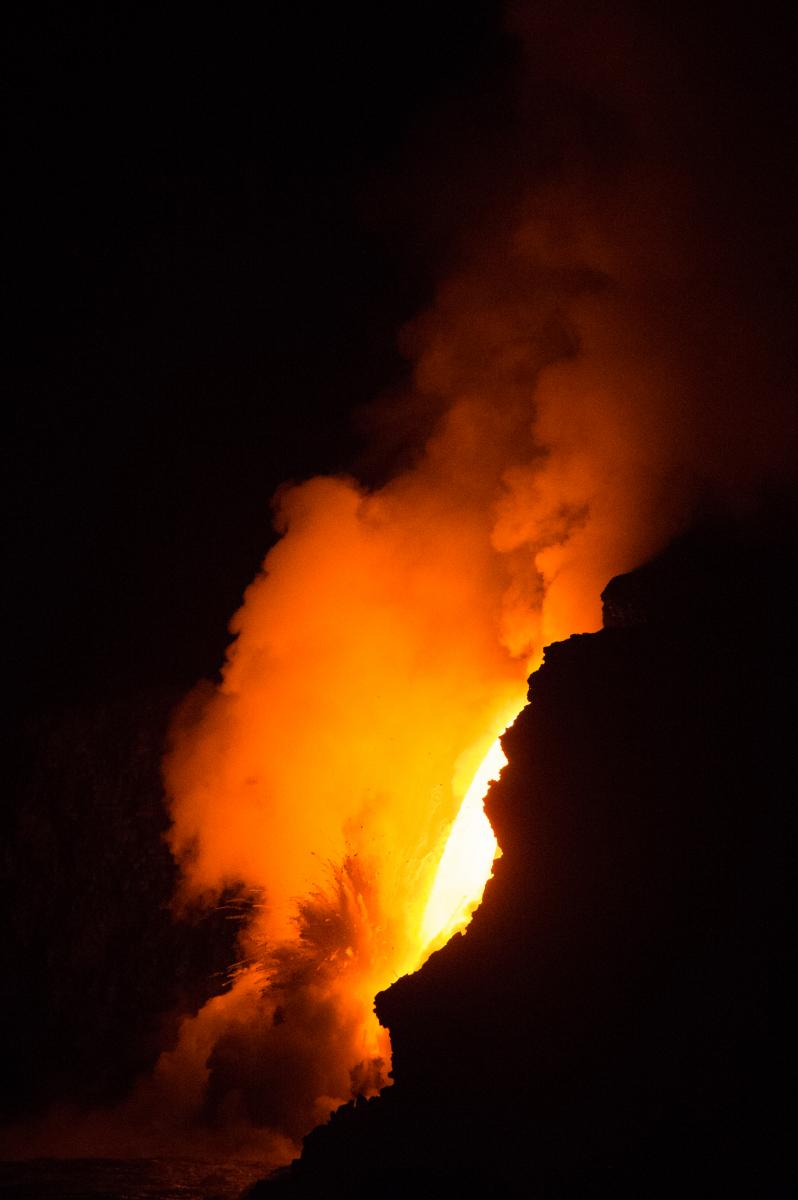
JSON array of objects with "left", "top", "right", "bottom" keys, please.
[
  {"left": 7, "top": 2, "right": 797, "bottom": 715},
  {"left": 6, "top": 3, "right": 515, "bottom": 710}
]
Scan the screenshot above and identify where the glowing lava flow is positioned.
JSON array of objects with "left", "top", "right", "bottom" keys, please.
[{"left": 419, "top": 737, "right": 506, "bottom": 955}]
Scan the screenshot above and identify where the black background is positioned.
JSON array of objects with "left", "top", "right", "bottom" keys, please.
[{"left": 6, "top": 2, "right": 514, "bottom": 710}]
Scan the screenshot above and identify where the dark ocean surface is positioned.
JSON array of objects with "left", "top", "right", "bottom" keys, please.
[{"left": 0, "top": 1158, "right": 268, "bottom": 1199}]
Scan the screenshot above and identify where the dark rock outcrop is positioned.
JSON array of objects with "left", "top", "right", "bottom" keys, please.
[{"left": 250, "top": 526, "right": 796, "bottom": 1196}]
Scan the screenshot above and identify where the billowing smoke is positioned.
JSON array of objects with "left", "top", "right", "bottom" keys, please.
[
  {"left": 153, "top": 2, "right": 795, "bottom": 1163},
  {"left": 13, "top": 0, "right": 794, "bottom": 1165}
]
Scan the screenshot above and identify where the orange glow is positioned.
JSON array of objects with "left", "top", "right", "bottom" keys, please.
[{"left": 161, "top": 469, "right": 533, "bottom": 1159}]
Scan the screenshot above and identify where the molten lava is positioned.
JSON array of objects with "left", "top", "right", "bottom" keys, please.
[{"left": 419, "top": 738, "right": 505, "bottom": 955}]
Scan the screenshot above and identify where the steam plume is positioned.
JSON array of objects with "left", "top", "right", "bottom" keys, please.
[{"left": 157, "top": 2, "right": 795, "bottom": 1161}]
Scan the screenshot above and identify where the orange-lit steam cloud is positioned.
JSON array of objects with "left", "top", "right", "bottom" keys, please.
[
  {"left": 11, "top": 1, "right": 794, "bottom": 1167},
  {"left": 152, "top": 5, "right": 795, "bottom": 1162},
  {"left": 157, "top": 122, "right": 793, "bottom": 1160}
]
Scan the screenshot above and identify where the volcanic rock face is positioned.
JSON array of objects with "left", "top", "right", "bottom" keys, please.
[{"left": 253, "top": 528, "right": 796, "bottom": 1196}]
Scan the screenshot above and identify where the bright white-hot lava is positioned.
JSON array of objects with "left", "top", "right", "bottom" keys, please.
[{"left": 420, "top": 737, "right": 506, "bottom": 955}]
